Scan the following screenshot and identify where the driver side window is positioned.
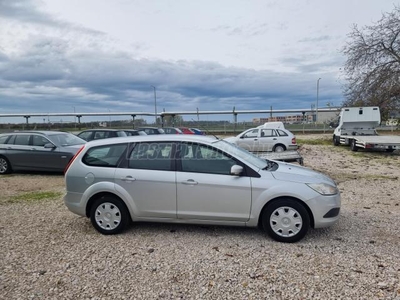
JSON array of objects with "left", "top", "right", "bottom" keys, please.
[
  {"left": 180, "top": 143, "right": 237, "bottom": 175},
  {"left": 243, "top": 129, "right": 258, "bottom": 138}
]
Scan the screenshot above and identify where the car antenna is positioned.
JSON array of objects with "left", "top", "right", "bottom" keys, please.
[{"left": 190, "top": 118, "right": 220, "bottom": 140}]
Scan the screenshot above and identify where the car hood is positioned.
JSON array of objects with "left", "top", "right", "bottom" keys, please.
[
  {"left": 269, "top": 162, "right": 336, "bottom": 185},
  {"left": 61, "top": 144, "right": 85, "bottom": 153},
  {"left": 224, "top": 137, "right": 237, "bottom": 143}
]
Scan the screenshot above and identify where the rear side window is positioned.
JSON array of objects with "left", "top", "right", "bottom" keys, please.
[
  {"left": 83, "top": 144, "right": 128, "bottom": 167},
  {"left": 261, "top": 129, "right": 276, "bottom": 137},
  {"left": 14, "top": 135, "right": 31, "bottom": 145},
  {"left": 128, "top": 142, "right": 173, "bottom": 171}
]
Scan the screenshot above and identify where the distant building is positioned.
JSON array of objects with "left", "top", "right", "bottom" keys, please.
[{"left": 252, "top": 111, "right": 339, "bottom": 125}]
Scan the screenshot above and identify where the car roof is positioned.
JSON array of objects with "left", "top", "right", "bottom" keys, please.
[
  {"left": 79, "top": 129, "right": 125, "bottom": 132},
  {"left": 1, "top": 130, "right": 71, "bottom": 135},
  {"left": 84, "top": 134, "right": 218, "bottom": 147}
]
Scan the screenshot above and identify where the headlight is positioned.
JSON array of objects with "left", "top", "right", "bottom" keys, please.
[{"left": 306, "top": 183, "right": 338, "bottom": 195}]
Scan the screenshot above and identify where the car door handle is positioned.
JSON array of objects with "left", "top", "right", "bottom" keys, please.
[
  {"left": 253, "top": 138, "right": 258, "bottom": 141},
  {"left": 121, "top": 176, "right": 136, "bottom": 182},
  {"left": 273, "top": 138, "right": 277, "bottom": 140},
  {"left": 181, "top": 179, "right": 198, "bottom": 185}
]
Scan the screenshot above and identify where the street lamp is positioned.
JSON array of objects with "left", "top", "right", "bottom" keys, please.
[
  {"left": 151, "top": 85, "right": 157, "bottom": 125},
  {"left": 316, "top": 78, "right": 321, "bottom": 123}
]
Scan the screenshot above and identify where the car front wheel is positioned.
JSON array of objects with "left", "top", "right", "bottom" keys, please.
[
  {"left": 262, "top": 199, "right": 310, "bottom": 243},
  {"left": 0, "top": 156, "right": 12, "bottom": 174},
  {"left": 90, "top": 195, "right": 130, "bottom": 235}
]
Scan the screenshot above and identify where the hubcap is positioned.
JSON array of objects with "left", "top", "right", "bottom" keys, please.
[
  {"left": 270, "top": 206, "right": 303, "bottom": 237},
  {"left": 275, "top": 146, "right": 284, "bottom": 152},
  {"left": 95, "top": 202, "right": 122, "bottom": 230}
]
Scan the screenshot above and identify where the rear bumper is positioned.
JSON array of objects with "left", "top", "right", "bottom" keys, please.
[{"left": 64, "top": 192, "right": 86, "bottom": 217}]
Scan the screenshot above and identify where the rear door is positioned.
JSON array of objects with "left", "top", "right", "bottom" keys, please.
[
  {"left": 5, "top": 134, "right": 32, "bottom": 169},
  {"left": 114, "top": 142, "right": 177, "bottom": 218},
  {"left": 257, "top": 128, "right": 278, "bottom": 151}
]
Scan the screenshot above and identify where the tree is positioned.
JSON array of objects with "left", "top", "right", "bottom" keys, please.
[{"left": 342, "top": 6, "right": 400, "bottom": 119}]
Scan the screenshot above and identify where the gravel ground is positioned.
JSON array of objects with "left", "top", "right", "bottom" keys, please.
[{"left": 1, "top": 141, "right": 400, "bottom": 299}]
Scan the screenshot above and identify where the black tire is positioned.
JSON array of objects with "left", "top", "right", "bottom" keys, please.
[
  {"left": 273, "top": 144, "right": 286, "bottom": 153},
  {"left": 350, "top": 139, "right": 358, "bottom": 152},
  {"left": 262, "top": 199, "right": 310, "bottom": 243},
  {"left": 386, "top": 149, "right": 395, "bottom": 153},
  {"left": 90, "top": 195, "right": 130, "bottom": 235},
  {"left": 0, "top": 156, "right": 12, "bottom": 174},
  {"left": 333, "top": 135, "right": 340, "bottom": 146}
]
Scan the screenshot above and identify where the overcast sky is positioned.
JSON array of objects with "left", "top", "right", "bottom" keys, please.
[{"left": 0, "top": 0, "right": 397, "bottom": 123}]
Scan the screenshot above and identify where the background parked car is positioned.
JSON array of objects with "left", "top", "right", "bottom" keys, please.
[
  {"left": 77, "top": 129, "right": 127, "bottom": 141},
  {"left": 225, "top": 127, "right": 297, "bottom": 152},
  {"left": 190, "top": 128, "right": 205, "bottom": 135},
  {"left": 0, "top": 131, "right": 85, "bottom": 174},
  {"left": 163, "top": 127, "right": 183, "bottom": 134},
  {"left": 123, "top": 129, "right": 147, "bottom": 136},
  {"left": 137, "top": 127, "right": 165, "bottom": 135},
  {"left": 179, "top": 127, "right": 195, "bottom": 134}
]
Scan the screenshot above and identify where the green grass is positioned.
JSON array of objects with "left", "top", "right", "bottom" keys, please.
[
  {"left": 296, "top": 138, "right": 332, "bottom": 146},
  {"left": 9, "top": 191, "right": 63, "bottom": 203}
]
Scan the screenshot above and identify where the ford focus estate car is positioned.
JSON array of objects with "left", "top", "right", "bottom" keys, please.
[
  {"left": 64, "top": 135, "right": 340, "bottom": 243},
  {"left": 0, "top": 131, "right": 85, "bottom": 174}
]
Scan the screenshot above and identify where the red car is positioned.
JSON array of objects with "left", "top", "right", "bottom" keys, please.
[{"left": 179, "top": 127, "right": 195, "bottom": 134}]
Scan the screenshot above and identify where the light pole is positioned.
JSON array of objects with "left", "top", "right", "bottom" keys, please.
[
  {"left": 151, "top": 85, "right": 157, "bottom": 125},
  {"left": 316, "top": 78, "right": 321, "bottom": 123},
  {"left": 72, "top": 106, "right": 76, "bottom": 129}
]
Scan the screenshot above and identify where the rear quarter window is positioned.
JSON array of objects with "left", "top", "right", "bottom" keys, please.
[
  {"left": 83, "top": 144, "right": 128, "bottom": 167},
  {"left": 277, "top": 129, "right": 288, "bottom": 136}
]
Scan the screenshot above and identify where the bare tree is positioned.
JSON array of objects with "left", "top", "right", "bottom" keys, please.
[{"left": 342, "top": 5, "right": 400, "bottom": 119}]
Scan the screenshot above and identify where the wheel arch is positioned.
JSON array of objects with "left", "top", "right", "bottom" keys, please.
[
  {"left": 257, "top": 196, "right": 315, "bottom": 229},
  {"left": 85, "top": 192, "right": 130, "bottom": 219}
]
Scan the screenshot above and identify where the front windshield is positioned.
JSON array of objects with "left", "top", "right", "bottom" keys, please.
[
  {"left": 48, "top": 133, "right": 86, "bottom": 146},
  {"left": 212, "top": 140, "right": 268, "bottom": 169}
]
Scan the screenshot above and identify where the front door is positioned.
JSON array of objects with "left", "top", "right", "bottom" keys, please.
[{"left": 176, "top": 142, "right": 251, "bottom": 221}]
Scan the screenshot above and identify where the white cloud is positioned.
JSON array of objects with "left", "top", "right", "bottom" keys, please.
[{"left": 0, "top": 0, "right": 396, "bottom": 123}]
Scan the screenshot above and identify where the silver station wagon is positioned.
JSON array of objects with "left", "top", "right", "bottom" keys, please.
[{"left": 64, "top": 135, "right": 341, "bottom": 243}]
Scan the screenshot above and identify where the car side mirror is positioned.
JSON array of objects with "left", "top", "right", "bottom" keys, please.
[
  {"left": 230, "top": 165, "right": 243, "bottom": 176},
  {"left": 44, "top": 143, "right": 56, "bottom": 149}
]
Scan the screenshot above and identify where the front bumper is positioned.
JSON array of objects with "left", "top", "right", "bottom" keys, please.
[{"left": 306, "top": 192, "right": 341, "bottom": 228}]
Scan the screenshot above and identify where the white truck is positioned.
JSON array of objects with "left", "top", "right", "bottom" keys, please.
[{"left": 332, "top": 106, "right": 400, "bottom": 152}]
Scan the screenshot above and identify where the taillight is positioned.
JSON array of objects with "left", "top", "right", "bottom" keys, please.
[
  {"left": 64, "top": 145, "right": 85, "bottom": 174},
  {"left": 292, "top": 137, "right": 296, "bottom": 144}
]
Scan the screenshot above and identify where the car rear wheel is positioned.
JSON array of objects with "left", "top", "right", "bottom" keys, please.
[
  {"left": 0, "top": 156, "right": 12, "bottom": 174},
  {"left": 273, "top": 144, "right": 286, "bottom": 152},
  {"left": 262, "top": 199, "right": 310, "bottom": 243},
  {"left": 90, "top": 195, "right": 130, "bottom": 235}
]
